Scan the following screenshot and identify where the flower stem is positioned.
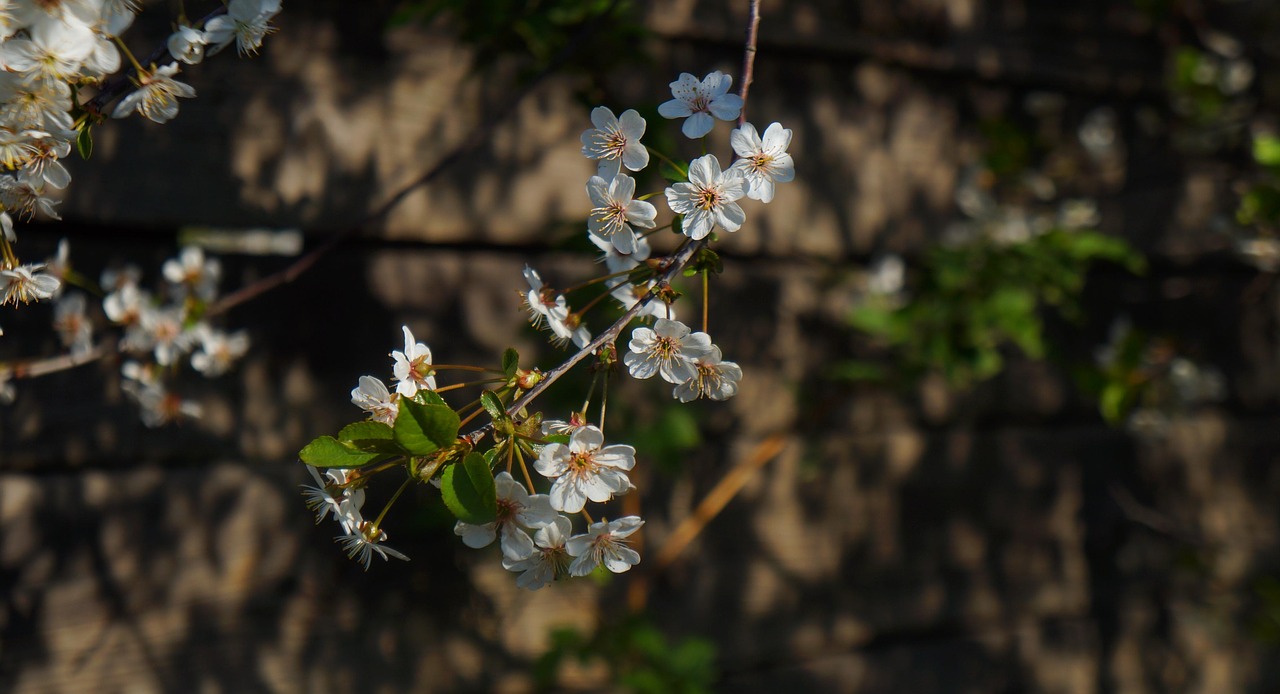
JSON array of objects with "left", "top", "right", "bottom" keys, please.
[
  {"left": 113, "top": 36, "right": 149, "bottom": 78},
  {"left": 702, "top": 268, "right": 709, "bottom": 333},
  {"left": 599, "top": 373, "right": 610, "bottom": 435},
  {"left": 432, "top": 364, "right": 502, "bottom": 373},
  {"left": 514, "top": 445, "right": 537, "bottom": 493},
  {"left": 645, "top": 146, "right": 687, "bottom": 178},
  {"left": 372, "top": 477, "right": 413, "bottom": 529},
  {"left": 435, "top": 378, "right": 505, "bottom": 394}
]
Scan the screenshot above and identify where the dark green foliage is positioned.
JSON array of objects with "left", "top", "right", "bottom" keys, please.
[{"left": 850, "top": 230, "right": 1144, "bottom": 388}]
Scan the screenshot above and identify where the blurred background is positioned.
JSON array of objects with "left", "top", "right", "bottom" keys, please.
[{"left": 3, "top": 0, "right": 1280, "bottom": 691}]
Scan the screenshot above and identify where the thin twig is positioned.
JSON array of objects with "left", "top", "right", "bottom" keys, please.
[
  {"left": 736, "top": 0, "right": 762, "bottom": 126},
  {"left": 0, "top": 338, "right": 115, "bottom": 380},
  {"left": 467, "top": 239, "right": 706, "bottom": 440}
]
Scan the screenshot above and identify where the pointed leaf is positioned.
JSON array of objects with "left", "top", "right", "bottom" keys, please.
[
  {"left": 338, "top": 421, "right": 403, "bottom": 454},
  {"left": 412, "top": 389, "right": 448, "bottom": 406},
  {"left": 441, "top": 452, "right": 497, "bottom": 524},
  {"left": 502, "top": 348, "right": 519, "bottom": 377},
  {"left": 393, "top": 397, "right": 460, "bottom": 456},
  {"left": 481, "top": 391, "right": 507, "bottom": 421},
  {"left": 299, "top": 435, "right": 381, "bottom": 468},
  {"left": 76, "top": 123, "right": 93, "bottom": 160}
]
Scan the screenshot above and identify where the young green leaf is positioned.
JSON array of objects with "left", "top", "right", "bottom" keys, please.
[
  {"left": 480, "top": 390, "right": 507, "bottom": 421},
  {"left": 441, "top": 452, "right": 498, "bottom": 524},
  {"left": 299, "top": 435, "right": 382, "bottom": 468},
  {"left": 502, "top": 348, "right": 520, "bottom": 377},
  {"left": 393, "top": 397, "right": 460, "bottom": 456},
  {"left": 76, "top": 123, "right": 93, "bottom": 160},
  {"left": 337, "top": 421, "right": 403, "bottom": 454}
]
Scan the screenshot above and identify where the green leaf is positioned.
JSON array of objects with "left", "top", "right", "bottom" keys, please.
[
  {"left": 75, "top": 123, "right": 93, "bottom": 160},
  {"left": 480, "top": 390, "right": 507, "bottom": 421},
  {"left": 393, "top": 397, "right": 460, "bottom": 456},
  {"left": 412, "top": 389, "right": 448, "bottom": 406},
  {"left": 501, "top": 348, "right": 519, "bottom": 376},
  {"left": 299, "top": 435, "right": 381, "bottom": 468},
  {"left": 441, "top": 452, "right": 497, "bottom": 523},
  {"left": 337, "top": 421, "right": 403, "bottom": 454}
]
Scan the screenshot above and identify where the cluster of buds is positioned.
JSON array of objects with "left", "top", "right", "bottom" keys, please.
[{"left": 300, "top": 69, "right": 795, "bottom": 589}]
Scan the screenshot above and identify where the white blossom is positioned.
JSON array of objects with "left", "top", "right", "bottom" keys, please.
[
  {"left": 580, "top": 106, "right": 649, "bottom": 180},
  {"left": 623, "top": 318, "right": 712, "bottom": 384},
  {"left": 665, "top": 154, "right": 745, "bottom": 240},
  {"left": 454, "top": 471, "right": 556, "bottom": 557},
  {"left": 162, "top": 246, "right": 220, "bottom": 301},
  {"left": 586, "top": 173, "right": 655, "bottom": 255},
  {"left": 112, "top": 63, "right": 195, "bottom": 124},
  {"left": 657, "top": 71, "right": 743, "bottom": 139},
  {"left": 336, "top": 518, "right": 409, "bottom": 570},
  {"left": 204, "top": 0, "right": 281, "bottom": 57},
  {"left": 167, "top": 24, "right": 208, "bottom": 65},
  {"left": 730, "top": 122, "right": 794, "bottom": 203},
  {"left": 351, "top": 375, "right": 397, "bottom": 425},
  {"left": 190, "top": 325, "right": 249, "bottom": 377},
  {"left": 391, "top": 325, "right": 436, "bottom": 397},
  {"left": 1, "top": 263, "right": 60, "bottom": 305},
  {"left": 502, "top": 515, "right": 573, "bottom": 590},
  {"left": 52, "top": 293, "right": 93, "bottom": 357},
  {"left": 673, "top": 345, "right": 741, "bottom": 402},
  {"left": 566, "top": 516, "right": 644, "bottom": 576},
  {"left": 534, "top": 425, "right": 635, "bottom": 514}
]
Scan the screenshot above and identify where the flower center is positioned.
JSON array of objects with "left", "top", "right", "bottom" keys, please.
[
  {"left": 591, "top": 202, "right": 628, "bottom": 236},
  {"left": 749, "top": 153, "right": 774, "bottom": 173},
  {"left": 604, "top": 129, "right": 629, "bottom": 158},
  {"left": 695, "top": 186, "right": 722, "bottom": 211},
  {"left": 653, "top": 335, "right": 679, "bottom": 358}
]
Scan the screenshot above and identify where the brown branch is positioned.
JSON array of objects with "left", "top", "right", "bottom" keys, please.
[
  {"left": 627, "top": 433, "right": 789, "bottom": 612},
  {"left": 736, "top": 0, "right": 762, "bottom": 126},
  {"left": 85, "top": 7, "right": 229, "bottom": 116},
  {"left": 465, "top": 238, "right": 707, "bottom": 441},
  {"left": 0, "top": 338, "right": 114, "bottom": 381},
  {"left": 207, "top": 0, "right": 624, "bottom": 317}
]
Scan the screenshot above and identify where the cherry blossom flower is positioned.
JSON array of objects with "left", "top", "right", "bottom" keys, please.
[
  {"left": 391, "top": 325, "right": 436, "bottom": 397},
  {"left": 522, "top": 265, "right": 588, "bottom": 348},
  {"left": 1, "top": 18, "right": 96, "bottom": 84},
  {"left": 673, "top": 345, "right": 741, "bottom": 402},
  {"left": 623, "top": 318, "right": 712, "bottom": 384},
  {"left": 1, "top": 263, "right": 60, "bottom": 305},
  {"left": 53, "top": 293, "right": 93, "bottom": 357},
  {"left": 190, "top": 325, "right": 250, "bottom": 377},
  {"left": 162, "top": 246, "right": 220, "bottom": 300},
  {"left": 167, "top": 24, "right": 208, "bottom": 65},
  {"left": 566, "top": 516, "right": 644, "bottom": 576},
  {"left": 112, "top": 63, "right": 195, "bottom": 124},
  {"left": 205, "top": 0, "right": 281, "bottom": 57},
  {"left": 337, "top": 518, "right": 409, "bottom": 570},
  {"left": 730, "top": 122, "right": 794, "bottom": 203},
  {"left": 586, "top": 173, "right": 655, "bottom": 255},
  {"left": 664, "top": 154, "right": 746, "bottom": 240},
  {"left": 454, "top": 471, "right": 556, "bottom": 557},
  {"left": 535, "top": 425, "right": 635, "bottom": 514},
  {"left": 502, "top": 515, "right": 573, "bottom": 590},
  {"left": 580, "top": 106, "right": 649, "bottom": 180},
  {"left": 302, "top": 466, "right": 365, "bottom": 531},
  {"left": 351, "top": 375, "right": 397, "bottom": 425},
  {"left": 589, "top": 232, "right": 650, "bottom": 274},
  {"left": 0, "top": 175, "right": 61, "bottom": 220},
  {"left": 657, "top": 71, "right": 743, "bottom": 139},
  {"left": 140, "top": 306, "right": 193, "bottom": 366}
]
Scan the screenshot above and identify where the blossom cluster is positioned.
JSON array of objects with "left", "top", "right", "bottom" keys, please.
[
  {"left": 301, "top": 69, "right": 795, "bottom": 590},
  {"left": 0, "top": 0, "right": 281, "bottom": 335}
]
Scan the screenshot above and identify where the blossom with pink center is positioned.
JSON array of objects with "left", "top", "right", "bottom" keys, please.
[
  {"left": 580, "top": 106, "right": 649, "bottom": 180},
  {"left": 534, "top": 425, "right": 635, "bottom": 513},
  {"left": 566, "top": 516, "right": 644, "bottom": 576},
  {"left": 391, "top": 325, "right": 436, "bottom": 397},
  {"left": 664, "top": 154, "right": 746, "bottom": 240},
  {"left": 730, "top": 122, "right": 795, "bottom": 203},
  {"left": 502, "top": 515, "right": 573, "bottom": 590},
  {"left": 351, "top": 375, "right": 397, "bottom": 425}
]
